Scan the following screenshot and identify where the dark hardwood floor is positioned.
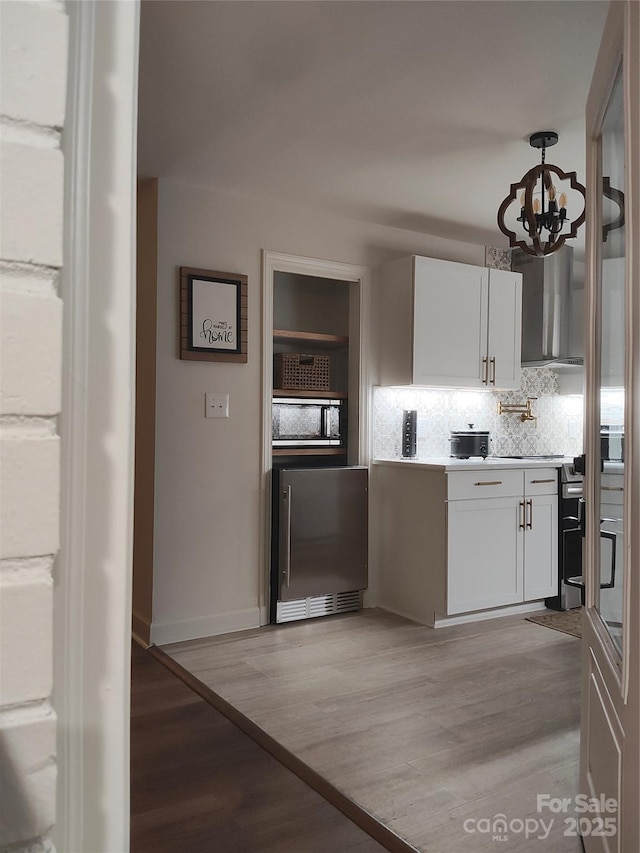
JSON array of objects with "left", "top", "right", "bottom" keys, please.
[{"left": 130, "top": 642, "right": 388, "bottom": 852}]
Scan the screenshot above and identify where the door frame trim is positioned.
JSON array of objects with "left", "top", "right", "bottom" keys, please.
[
  {"left": 260, "top": 251, "right": 371, "bottom": 622},
  {"left": 584, "top": 0, "right": 630, "bottom": 697},
  {"left": 56, "top": 2, "right": 140, "bottom": 849},
  {"left": 581, "top": 2, "right": 640, "bottom": 849}
]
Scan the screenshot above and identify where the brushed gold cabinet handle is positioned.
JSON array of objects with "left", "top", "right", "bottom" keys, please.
[
  {"left": 490, "top": 356, "right": 496, "bottom": 386},
  {"left": 474, "top": 480, "right": 502, "bottom": 486},
  {"left": 482, "top": 357, "right": 489, "bottom": 385},
  {"left": 602, "top": 485, "right": 624, "bottom": 492},
  {"left": 519, "top": 500, "right": 526, "bottom": 530},
  {"left": 531, "top": 478, "right": 556, "bottom": 484},
  {"left": 526, "top": 499, "right": 533, "bottom": 530}
]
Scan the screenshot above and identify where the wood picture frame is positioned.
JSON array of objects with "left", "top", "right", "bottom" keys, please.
[{"left": 179, "top": 267, "right": 248, "bottom": 362}]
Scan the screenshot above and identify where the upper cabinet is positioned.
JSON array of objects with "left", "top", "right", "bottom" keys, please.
[{"left": 379, "top": 255, "right": 522, "bottom": 389}]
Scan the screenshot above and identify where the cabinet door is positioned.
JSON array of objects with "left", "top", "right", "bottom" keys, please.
[
  {"left": 413, "top": 257, "right": 489, "bottom": 387},
  {"left": 487, "top": 268, "right": 522, "bottom": 390},
  {"left": 523, "top": 494, "right": 558, "bottom": 600},
  {"left": 447, "top": 497, "right": 523, "bottom": 614}
]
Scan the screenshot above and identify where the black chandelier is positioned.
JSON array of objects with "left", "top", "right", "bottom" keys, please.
[{"left": 497, "top": 131, "right": 586, "bottom": 257}]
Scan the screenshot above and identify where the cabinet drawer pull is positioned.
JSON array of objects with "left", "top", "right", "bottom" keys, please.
[
  {"left": 530, "top": 478, "right": 556, "bottom": 484},
  {"left": 602, "top": 485, "right": 624, "bottom": 492},
  {"left": 526, "top": 498, "right": 533, "bottom": 529},
  {"left": 489, "top": 356, "right": 496, "bottom": 386},
  {"left": 482, "top": 357, "right": 489, "bottom": 385},
  {"left": 519, "top": 500, "right": 526, "bottom": 530},
  {"left": 474, "top": 480, "right": 502, "bottom": 486}
]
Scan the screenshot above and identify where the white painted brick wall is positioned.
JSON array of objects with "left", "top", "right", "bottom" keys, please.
[
  {"left": 0, "top": 2, "right": 67, "bottom": 128},
  {"left": 0, "top": 711, "right": 56, "bottom": 847},
  {"left": 0, "top": 142, "right": 64, "bottom": 267},
  {"left": 1, "top": 290, "right": 63, "bottom": 415},
  {"left": 0, "top": 564, "right": 53, "bottom": 705},
  {"left": 1, "top": 2, "right": 69, "bottom": 850},
  {"left": 0, "top": 437, "right": 60, "bottom": 560}
]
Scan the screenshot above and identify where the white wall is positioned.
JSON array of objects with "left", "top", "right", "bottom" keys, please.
[
  {"left": 151, "top": 178, "right": 484, "bottom": 643},
  {"left": 0, "top": 2, "right": 68, "bottom": 850}
]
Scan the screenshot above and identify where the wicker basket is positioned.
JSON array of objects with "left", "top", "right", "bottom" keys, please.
[{"left": 274, "top": 352, "right": 331, "bottom": 390}]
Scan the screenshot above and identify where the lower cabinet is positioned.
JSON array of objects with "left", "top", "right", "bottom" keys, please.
[
  {"left": 523, "top": 494, "right": 558, "bottom": 600},
  {"left": 447, "top": 470, "right": 558, "bottom": 615},
  {"left": 374, "top": 463, "right": 558, "bottom": 627},
  {"left": 447, "top": 497, "right": 523, "bottom": 614}
]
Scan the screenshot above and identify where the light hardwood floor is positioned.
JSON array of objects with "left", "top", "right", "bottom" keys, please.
[{"left": 163, "top": 609, "right": 583, "bottom": 852}]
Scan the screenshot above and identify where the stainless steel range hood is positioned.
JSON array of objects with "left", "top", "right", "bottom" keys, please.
[{"left": 512, "top": 246, "right": 583, "bottom": 368}]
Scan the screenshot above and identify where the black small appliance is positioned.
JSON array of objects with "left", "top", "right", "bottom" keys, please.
[
  {"left": 402, "top": 410, "right": 417, "bottom": 458},
  {"left": 449, "top": 424, "right": 490, "bottom": 459}
]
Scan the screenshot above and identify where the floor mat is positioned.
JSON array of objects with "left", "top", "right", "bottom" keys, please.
[{"left": 526, "top": 608, "right": 582, "bottom": 638}]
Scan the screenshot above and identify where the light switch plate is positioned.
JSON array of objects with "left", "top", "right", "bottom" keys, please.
[{"left": 205, "top": 392, "right": 229, "bottom": 418}]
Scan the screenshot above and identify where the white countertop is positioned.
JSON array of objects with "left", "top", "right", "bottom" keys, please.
[{"left": 373, "top": 456, "right": 573, "bottom": 472}]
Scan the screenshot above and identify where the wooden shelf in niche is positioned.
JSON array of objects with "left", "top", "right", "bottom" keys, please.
[
  {"left": 272, "top": 447, "right": 347, "bottom": 457},
  {"left": 272, "top": 388, "right": 347, "bottom": 399},
  {"left": 273, "top": 329, "right": 349, "bottom": 348}
]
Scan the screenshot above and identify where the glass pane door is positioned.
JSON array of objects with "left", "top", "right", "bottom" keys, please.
[{"left": 596, "top": 65, "right": 626, "bottom": 655}]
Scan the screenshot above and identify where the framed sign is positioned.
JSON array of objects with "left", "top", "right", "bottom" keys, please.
[{"left": 179, "top": 267, "right": 248, "bottom": 362}]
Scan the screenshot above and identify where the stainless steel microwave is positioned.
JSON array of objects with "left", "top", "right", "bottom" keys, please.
[{"left": 272, "top": 397, "right": 345, "bottom": 447}]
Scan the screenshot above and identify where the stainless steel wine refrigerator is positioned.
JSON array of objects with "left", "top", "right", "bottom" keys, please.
[{"left": 270, "top": 465, "right": 368, "bottom": 624}]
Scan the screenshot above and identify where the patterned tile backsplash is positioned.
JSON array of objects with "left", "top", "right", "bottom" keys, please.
[{"left": 373, "top": 368, "right": 587, "bottom": 459}]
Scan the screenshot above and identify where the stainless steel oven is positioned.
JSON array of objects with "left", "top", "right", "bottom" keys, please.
[
  {"left": 546, "top": 463, "right": 584, "bottom": 610},
  {"left": 272, "top": 397, "right": 345, "bottom": 448},
  {"left": 546, "top": 460, "right": 617, "bottom": 611}
]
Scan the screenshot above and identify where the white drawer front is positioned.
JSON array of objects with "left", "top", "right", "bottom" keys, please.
[
  {"left": 524, "top": 468, "right": 559, "bottom": 496},
  {"left": 447, "top": 469, "right": 522, "bottom": 500}
]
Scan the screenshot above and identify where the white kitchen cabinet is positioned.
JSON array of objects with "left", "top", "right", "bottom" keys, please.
[
  {"left": 447, "top": 468, "right": 557, "bottom": 614},
  {"left": 374, "top": 461, "right": 558, "bottom": 627},
  {"left": 448, "top": 496, "right": 523, "bottom": 613},
  {"left": 521, "top": 469, "right": 560, "bottom": 601},
  {"left": 522, "top": 493, "right": 559, "bottom": 600},
  {"left": 379, "top": 255, "right": 522, "bottom": 389}
]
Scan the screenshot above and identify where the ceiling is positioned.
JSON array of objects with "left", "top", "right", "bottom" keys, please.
[{"left": 138, "top": 0, "right": 609, "bottom": 249}]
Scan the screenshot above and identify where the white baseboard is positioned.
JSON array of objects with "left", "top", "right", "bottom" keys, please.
[
  {"left": 433, "top": 601, "right": 547, "bottom": 628},
  {"left": 377, "top": 600, "right": 547, "bottom": 630},
  {"left": 376, "top": 604, "right": 435, "bottom": 627},
  {"left": 150, "top": 607, "right": 262, "bottom": 646}
]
